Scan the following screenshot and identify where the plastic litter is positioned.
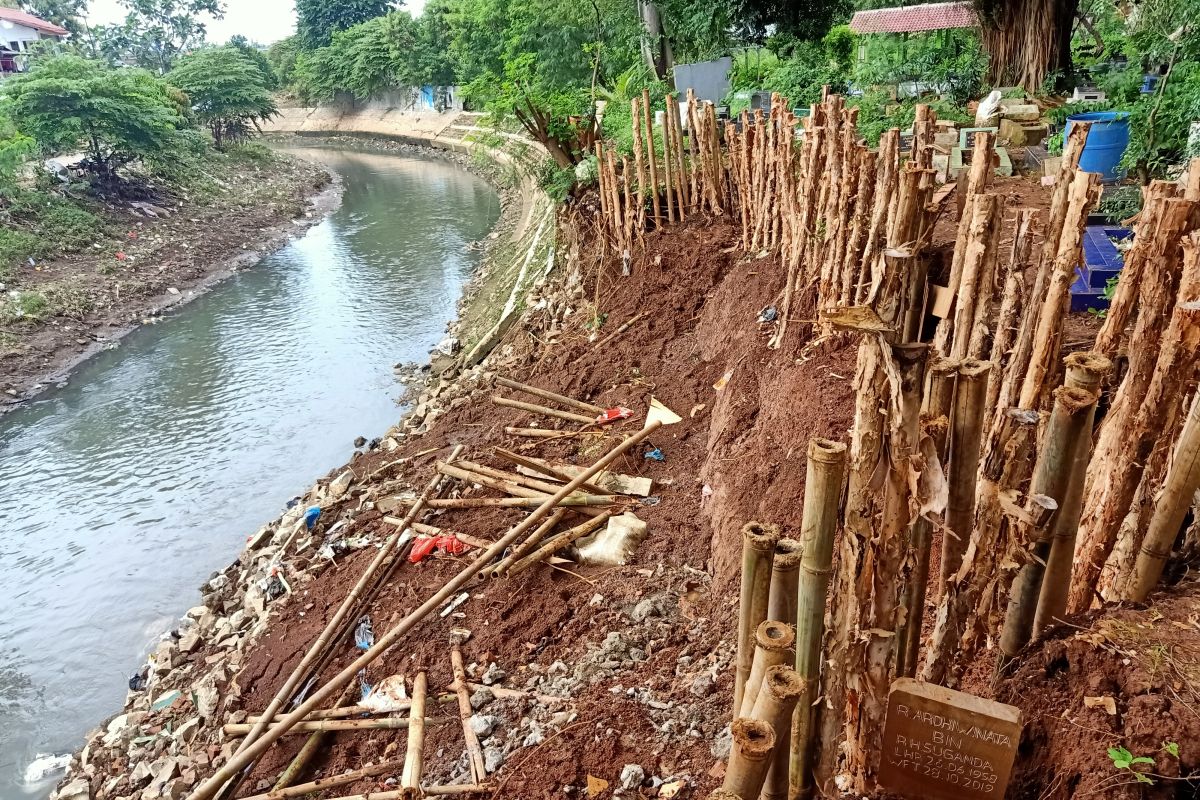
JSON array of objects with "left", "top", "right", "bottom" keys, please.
[
  {"left": 357, "top": 670, "right": 373, "bottom": 701},
  {"left": 361, "top": 674, "right": 409, "bottom": 712},
  {"left": 23, "top": 753, "right": 71, "bottom": 785},
  {"left": 641, "top": 496, "right": 662, "bottom": 506},
  {"left": 595, "top": 406, "right": 635, "bottom": 424},
  {"left": 408, "top": 534, "right": 471, "bottom": 563},
  {"left": 576, "top": 513, "right": 649, "bottom": 566},
  {"left": 644, "top": 447, "right": 665, "bottom": 462},
  {"left": 439, "top": 591, "right": 470, "bottom": 618},
  {"left": 128, "top": 667, "right": 148, "bottom": 691},
  {"left": 701, "top": 484, "right": 714, "bottom": 507},
  {"left": 304, "top": 506, "right": 321, "bottom": 530},
  {"left": 354, "top": 616, "right": 374, "bottom": 650},
  {"left": 264, "top": 569, "right": 288, "bottom": 600},
  {"left": 757, "top": 305, "right": 778, "bottom": 323}
]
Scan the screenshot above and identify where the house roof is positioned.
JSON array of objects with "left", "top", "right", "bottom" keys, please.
[
  {"left": 849, "top": 2, "right": 977, "bottom": 34},
  {"left": 0, "top": 7, "right": 69, "bottom": 37}
]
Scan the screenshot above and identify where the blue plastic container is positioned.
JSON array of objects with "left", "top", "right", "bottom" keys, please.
[{"left": 1065, "top": 111, "right": 1131, "bottom": 183}]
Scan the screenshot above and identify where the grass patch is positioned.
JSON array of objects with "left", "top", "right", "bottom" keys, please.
[{"left": 0, "top": 190, "right": 109, "bottom": 279}]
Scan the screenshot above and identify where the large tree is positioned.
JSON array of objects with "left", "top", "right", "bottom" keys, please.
[
  {"left": 296, "top": 0, "right": 395, "bottom": 48},
  {"left": 93, "top": 0, "right": 225, "bottom": 74},
  {"left": 168, "top": 45, "right": 277, "bottom": 148},
  {"left": 19, "top": 0, "right": 88, "bottom": 36},
  {"left": 975, "top": 0, "right": 1079, "bottom": 91}
]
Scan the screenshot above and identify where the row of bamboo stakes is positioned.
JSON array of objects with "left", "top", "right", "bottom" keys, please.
[{"left": 697, "top": 89, "right": 1200, "bottom": 796}]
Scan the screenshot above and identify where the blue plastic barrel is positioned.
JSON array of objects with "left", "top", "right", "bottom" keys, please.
[{"left": 1065, "top": 111, "right": 1131, "bottom": 183}]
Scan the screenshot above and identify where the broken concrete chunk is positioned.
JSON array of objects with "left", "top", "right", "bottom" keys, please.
[
  {"left": 620, "top": 764, "right": 645, "bottom": 790},
  {"left": 468, "top": 714, "right": 497, "bottom": 738},
  {"left": 469, "top": 687, "right": 494, "bottom": 710}
]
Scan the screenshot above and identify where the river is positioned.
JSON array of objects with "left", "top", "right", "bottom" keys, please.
[{"left": 0, "top": 144, "right": 500, "bottom": 797}]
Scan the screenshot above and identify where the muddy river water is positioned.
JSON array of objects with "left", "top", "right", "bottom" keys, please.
[{"left": 0, "top": 144, "right": 499, "bottom": 797}]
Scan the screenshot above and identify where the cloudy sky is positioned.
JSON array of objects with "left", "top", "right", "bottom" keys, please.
[{"left": 85, "top": 0, "right": 426, "bottom": 46}]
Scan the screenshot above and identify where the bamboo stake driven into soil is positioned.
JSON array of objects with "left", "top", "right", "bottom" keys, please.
[
  {"left": 939, "top": 360, "right": 992, "bottom": 595},
  {"left": 739, "top": 620, "right": 796, "bottom": 718},
  {"left": 750, "top": 666, "right": 807, "bottom": 800},
  {"left": 733, "top": 522, "right": 780, "bottom": 713},
  {"left": 722, "top": 718, "right": 777, "bottom": 799},
  {"left": 188, "top": 422, "right": 664, "bottom": 800}
]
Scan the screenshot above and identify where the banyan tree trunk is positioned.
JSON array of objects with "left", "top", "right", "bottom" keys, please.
[{"left": 975, "top": 0, "right": 1079, "bottom": 92}]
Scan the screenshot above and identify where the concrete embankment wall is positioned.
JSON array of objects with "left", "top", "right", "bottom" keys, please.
[{"left": 264, "top": 106, "right": 557, "bottom": 365}]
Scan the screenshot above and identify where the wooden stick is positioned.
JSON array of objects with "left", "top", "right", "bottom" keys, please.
[
  {"left": 420, "top": 495, "right": 616, "bottom": 509},
  {"left": 662, "top": 97, "right": 676, "bottom": 224},
  {"left": 188, "top": 423, "right": 664, "bottom": 800},
  {"left": 311, "top": 787, "right": 491, "bottom": 800},
  {"left": 505, "top": 512, "right": 614, "bottom": 576},
  {"left": 452, "top": 648, "right": 489, "bottom": 783},
  {"left": 488, "top": 509, "right": 568, "bottom": 578},
  {"left": 224, "top": 718, "right": 421, "bottom": 735},
  {"left": 237, "top": 761, "right": 406, "bottom": 800},
  {"left": 939, "top": 360, "right": 992, "bottom": 592},
  {"left": 233, "top": 448, "right": 460, "bottom": 756},
  {"left": 740, "top": 620, "right": 796, "bottom": 718},
  {"left": 722, "top": 718, "right": 775, "bottom": 799},
  {"left": 248, "top": 696, "right": 456, "bottom": 724},
  {"left": 593, "top": 311, "right": 646, "bottom": 350},
  {"left": 492, "top": 395, "right": 596, "bottom": 425},
  {"left": 454, "top": 457, "right": 606, "bottom": 497},
  {"left": 495, "top": 377, "right": 605, "bottom": 415},
  {"left": 504, "top": 426, "right": 586, "bottom": 439},
  {"left": 642, "top": 88, "right": 660, "bottom": 227},
  {"left": 491, "top": 448, "right": 609, "bottom": 495},
  {"left": 401, "top": 672, "right": 427, "bottom": 797},
  {"left": 631, "top": 96, "right": 647, "bottom": 239}
]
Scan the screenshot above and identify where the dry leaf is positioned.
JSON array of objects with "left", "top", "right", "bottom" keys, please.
[
  {"left": 1083, "top": 695, "right": 1117, "bottom": 715},
  {"left": 587, "top": 774, "right": 609, "bottom": 796}
]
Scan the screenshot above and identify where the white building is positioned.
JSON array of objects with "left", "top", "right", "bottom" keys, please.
[{"left": 0, "top": 6, "right": 68, "bottom": 75}]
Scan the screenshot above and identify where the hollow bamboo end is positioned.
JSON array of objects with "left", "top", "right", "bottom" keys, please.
[
  {"left": 772, "top": 537, "right": 803, "bottom": 570},
  {"left": 755, "top": 619, "right": 796, "bottom": 651},
  {"left": 708, "top": 792, "right": 745, "bottom": 800},
  {"left": 761, "top": 664, "right": 807, "bottom": 701},
  {"left": 731, "top": 717, "right": 776, "bottom": 759},
  {"left": 1053, "top": 385, "right": 1098, "bottom": 413},
  {"left": 1063, "top": 351, "right": 1113, "bottom": 390},
  {"left": 807, "top": 438, "right": 847, "bottom": 464},
  {"left": 958, "top": 359, "right": 993, "bottom": 380},
  {"left": 742, "top": 522, "right": 781, "bottom": 551}
]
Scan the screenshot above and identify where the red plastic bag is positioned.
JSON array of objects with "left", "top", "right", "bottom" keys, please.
[
  {"left": 595, "top": 406, "right": 634, "bottom": 424},
  {"left": 409, "top": 535, "right": 471, "bottom": 563}
]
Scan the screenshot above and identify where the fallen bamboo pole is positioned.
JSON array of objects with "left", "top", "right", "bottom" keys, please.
[
  {"left": 734, "top": 522, "right": 780, "bottom": 713},
  {"left": 722, "top": 718, "right": 776, "bottom": 799},
  {"left": 492, "top": 396, "right": 596, "bottom": 425},
  {"left": 301, "top": 787, "right": 492, "bottom": 800},
  {"left": 495, "top": 376, "right": 606, "bottom": 415},
  {"left": 790, "top": 438, "right": 846, "bottom": 800},
  {"left": 750, "top": 666, "right": 806, "bottom": 800},
  {"left": 232, "top": 447, "right": 462, "bottom": 759},
  {"left": 1129, "top": 392, "right": 1200, "bottom": 600},
  {"left": 247, "top": 695, "right": 457, "bottom": 724},
  {"left": 470, "top": 453, "right": 607, "bottom": 496},
  {"left": 739, "top": 620, "right": 796, "bottom": 718},
  {"left": 488, "top": 508, "right": 567, "bottom": 578},
  {"left": 403, "top": 522, "right": 492, "bottom": 550},
  {"left": 400, "top": 672, "right": 427, "bottom": 798},
  {"left": 998, "top": 386, "right": 1099, "bottom": 667},
  {"left": 224, "top": 717, "right": 424, "bottom": 735},
  {"left": 237, "top": 760, "right": 407, "bottom": 800},
  {"left": 420, "top": 495, "right": 617, "bottom": 509},
  {"left": 505, "top": 512, "right": 614, "bottom": 576},
  {"left": 504, "top": 426, "right": 587, "bottom": 440},
  {"left": 451, "top": 647, "right": 488, "bottom": 782},
  {"left": 188, "top": 422, "right": 664, "bottom": 800}
]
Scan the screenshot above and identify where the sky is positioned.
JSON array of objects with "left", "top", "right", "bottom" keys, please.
[{"left": 85, "top": 0, "right": 427, "bottom": 46}]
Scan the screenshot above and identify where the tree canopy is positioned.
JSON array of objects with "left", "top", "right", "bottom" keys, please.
[
  {"left": 168, "top": 46, "right": 277, "bottom": 148},
  {"left": 93, "top": 0, "right": 225, "bottom": 74},
  {"left": 296, "top": 0, "right": 396, "bottom": 48}
]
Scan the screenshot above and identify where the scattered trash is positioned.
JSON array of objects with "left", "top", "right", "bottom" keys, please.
[
  {"left": 701, "top": 484, "right": 713, "bottom": 507},
  {"left": 641, "top": 496, "right": 662, "bottom": 506},
  {"left": 354, "top": 616, "right": 375, "bottom": 650},
  {"left": 151, "top": 689, "right": 181, "bottom": 712},
  {"left": 713, "top": 370, "right": 733, "bottom": 391},
  {"left": 128, "top": 667, "right": 148, "bottom": 691},
  {"left": 357, "top": 670, "right": 373, "bottom": 701},
  {"left": 659, "top": 778, "right": 688, "bottom": 798},
  {"left": 757, "top": 305, "right": 778, "bottom": 323},
  {"left": 361, "top": 674, "right": 409, "bottom": 712},
  {"left": 1084, "top": 695, "right": 1117, "bottom": 715},
  {"left": 439, "top": 591, "right": 470, "bottom": 618},
  {"left": 22, "top": 753, "right": 71, "bottom": 785},
  {"left": 264, "top": 569, "right": 288, "bottom": 600},
  {"left": 409, "top": 534, "right": 472, "bottom": 563},
  {"left": 645, "top": 397, "right": 681, "bottom": 428},
  {"left": 596, "top": 406, "right": 635, "bottom": 424},
  {"left": 644, "top": 447, "right": 665, "bottom": 462},
  {"left": 576, "top": 512, "right": 649, "bottom": 566},
  {"left": 303, "top": 506, "right": 321, "bottom": 530}
]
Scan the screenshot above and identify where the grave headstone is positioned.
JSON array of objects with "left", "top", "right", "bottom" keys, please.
[{"left": 878, "top": 678, "right": 1021, "bottom": 800}]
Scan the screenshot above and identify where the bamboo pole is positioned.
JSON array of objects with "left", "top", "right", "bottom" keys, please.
[
  {"left": 492, "top": 395, "right": 596, "bottom": 425},
  {"left": 495, "top": 376, "right": 605, "bottom": 415},
  {"left": 939, "top": 360, "right": 992, "bottom": 595},
  {"left": 505, "top": 512, "right": 613, "bottom": 576},
  {"left": 751, "top": 666, "right": 807, "bottom": 800},
  {"left": 303, "top": 787, "right": 491, "bottom": 800},
  {"left": 998, "top": 386, "right": 1099, "bottom": 665},
  {"left": 631, "top": 95, "right": 647, "bottom": 238},
  {"left": 487, "top": 508, "right": 567, "bottom": 578},
  {"left": 232, "top": 448, "right": 460, "bottom": 758},
  {"left": 722, "top": 718, "right": 776, "bottom": 800},
  {"left": 504, "top": 426, "right": 585, "bottom": 439},
  {"left": 766, "top": 538, "right": 802, "bottom": 633},
  {"left": 642, "top": 88, "right": 660, "bottom": 227},
  {"left": 224, "top": 718, "right": 419, "bottom": 735},
  {"left": 188, "top": 423, "right": 664, "bottom": 800},
  {"left": 662, "top": 98, "right": 676, "bottom": 224},
  {"left": 451, "top": 648, "right": 487, "bottom": 782},
  {"left": 1032, "top": 352, "right": 1111, "bottom": 634},
  {"left": 400, "top": 672, "right": 427, "bottom": 798},
  {"left": 740, "top": 619, "right": 796, "bottom": 718},
  {"left": 1129, "top": 392, "right": 1200, "bottom": 600},
  {"left": 435, "top": 461, "right": 601, "bottom": 507},
  {"left": 247, "top": 696, "right": 457, "bottom": 725},
  {"left": 734, "top": 522, "right": 780, "bottom": 713},
  {"left": 238, "top": 761, "right": 408, "bottom": 800},
  {"left": 490, "top": 448, "right": 608, "bottom": 495},
  {"left": 420, "top": 495, "right": 616, "bottom": 509}
]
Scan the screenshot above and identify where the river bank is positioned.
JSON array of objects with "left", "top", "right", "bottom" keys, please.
[{"left": 0, "top": 147, "right": 338, "bottom": 409}]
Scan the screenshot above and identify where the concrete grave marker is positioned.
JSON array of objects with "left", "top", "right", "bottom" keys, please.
[{"left": 878, "top": 678, "right": 1021, "bottom": 800}]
